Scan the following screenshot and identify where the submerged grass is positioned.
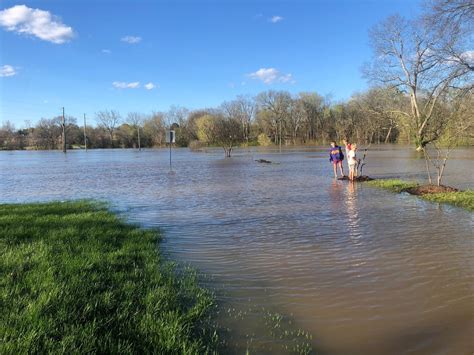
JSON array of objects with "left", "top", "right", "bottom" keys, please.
[
  {"left": 0, "top": 201, "right": 218, "bottom": 354},
  {"left": 366, "top": 179, "right": 474, "bottom": 211},
  {"left": 421, "top": 191, "right": 474, "bottom": 211},
  {"left": 366, "top": 179, "right": 418, "bottom": 193}
]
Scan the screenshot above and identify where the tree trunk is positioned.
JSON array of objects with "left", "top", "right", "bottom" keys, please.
[{"left": 384, "top": 126, "right": 393, "bottom": 143}]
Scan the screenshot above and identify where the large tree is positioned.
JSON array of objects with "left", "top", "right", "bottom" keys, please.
[{"left": 366, "top": 13, "right": 472, "bottom": 150}]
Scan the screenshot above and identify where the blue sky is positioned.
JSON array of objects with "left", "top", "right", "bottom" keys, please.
[{"left": 0, "top": 0, "right": 422, "bottom": 126}]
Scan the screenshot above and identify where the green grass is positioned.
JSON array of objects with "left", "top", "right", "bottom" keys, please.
[
  {"left": 366, "top": 179, "right": 474, "bottom": 211},
  {"left": 366, "top": 179, "right": 418, "bottom": 192},
  {"left": 0, "top": 201, "right": 218, "bottom": 354},
  {"left": 421, "top": 191, "right": 474, "bottom": 211}
]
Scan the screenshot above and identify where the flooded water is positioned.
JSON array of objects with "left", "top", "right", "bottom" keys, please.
[{"left": 1, "top": 145, "right": 473, "bottom": 354}]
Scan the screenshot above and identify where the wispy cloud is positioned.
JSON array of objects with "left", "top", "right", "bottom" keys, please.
[
  {"left": 0, "top": 5, "right": 74, "bottom": 44},
  {"left": 113, "top": 81, "right": 140, "bottom": 89},
  {"left": 248, "top": 68, "right": 295, "bottom": 84},
  {"left": 269, "top": 16, "right": 284, "bottom": 23},
  {"left": 144, "top": 82, "right": 156, "bottom": 90},
  {"left": 0, "top": 64, "right": 17, "bottom": 77},
  {"left": 121, "top": 35, "right": 141, "bottom": 44},
  {"left": 101, "top": 49, "right": 111, "bottom": 54}
]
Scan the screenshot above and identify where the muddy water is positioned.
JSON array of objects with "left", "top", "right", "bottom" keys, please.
[{"left": 1, "top": 146, "right": 473, "bottom": 354}]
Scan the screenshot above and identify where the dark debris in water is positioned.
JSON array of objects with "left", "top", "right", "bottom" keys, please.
[{"left": 255, "top": 159, "right": 280, "bottom": 165}]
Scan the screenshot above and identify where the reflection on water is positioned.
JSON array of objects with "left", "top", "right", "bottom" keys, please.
[{"left": 1, "top": 146, "right": 473, "bottom": 354}]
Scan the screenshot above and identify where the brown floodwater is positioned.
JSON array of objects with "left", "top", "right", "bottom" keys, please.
[{"left": 1, "top": 145, "right": 473, "bottom": 354}]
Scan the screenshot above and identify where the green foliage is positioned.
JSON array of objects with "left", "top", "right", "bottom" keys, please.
[
  {"left": 257, "top": 133, "right": 272, "bottom": 146},
  {"left": 195, "top": 115, "right": 216, "bottom": 144},
  {"left": 0, "top": 201, "right": 218, "bottom": 354}
]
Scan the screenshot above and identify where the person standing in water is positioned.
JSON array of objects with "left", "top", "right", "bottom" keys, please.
[
  {"left": 342, "top": 139, "right": 354, "bottom": 173},
  {"left": 329, "top": 141, "right": 345, "bottom": 179},
  {"left": 348, "top": 143, "right": 358, "bottom": 181}
]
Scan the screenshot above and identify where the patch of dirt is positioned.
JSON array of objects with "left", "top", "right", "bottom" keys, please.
[
  {"left": 337, "top": 175, "right": 374, "bottom": 182},
  {"left": 404, "top": 184, "right": 459, "bottom": 195}
]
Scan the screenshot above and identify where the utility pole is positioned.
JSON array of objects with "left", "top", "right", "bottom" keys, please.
[
  {"left": 137, "top": 126, "right": 141, "bottom": 151},
  {"left": 62, "top": 107, "right": 66, "bottom": 153},
  {"left": 279, "top": 117, "right": 282, "bottom": 153},
  {"left": 83, "top": 113, "right": 87, "bottom": 151}
]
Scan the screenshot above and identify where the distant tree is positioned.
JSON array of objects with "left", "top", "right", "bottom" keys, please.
[
  {"left": 297, "top": 92, "right": 326, "bottom": 143},
  {"left": 96, "top": 110, "right": 121, "bottom": 147},
  {"left": 143, "top": 111, "right": 166, "bottom": 147},
  {"left": 256, "top": 91, "right": 292, "bottom": 148},
  {"left": 195, "top": 114, "right": 217, "bottom": 145},
  {"left": 221, "top": 95, "right": 255, "bottom": 144},
  {"left": 213, "top": 114, "right": 243, "bottom": 157},
  {"left": 127, "top": 112, "right": 144, "bottom": 150},
  {"left": 0, "top": 121, "right": 16, "bottom": 150}
]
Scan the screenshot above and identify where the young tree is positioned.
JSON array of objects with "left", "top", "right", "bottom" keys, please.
[{"left": 422, "top": 87, "right": 473, "bottom": 185}]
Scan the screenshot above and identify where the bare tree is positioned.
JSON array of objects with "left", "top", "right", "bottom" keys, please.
[
  {"left": 213, "top": 114, "right": 242, "bottom": 157},
  {"left": 221, "top": 95, "right": 255, "bottom": 144},
  {"left": 127, "top": 112, "right": 144, "bottom": 151},
  {"left": 256, "top": 91, "right": 292, "bottom": 149},
  {"left": 366, "top": 14, "right": 472, "bottom": 150},
  {"left": 96, "top": 110, "right": 121, "bottom": 147},
  {"left": 297, "top": 92, "right": 326, "bottom": 142}
]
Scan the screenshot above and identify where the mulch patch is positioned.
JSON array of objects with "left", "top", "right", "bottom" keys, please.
[
  {"left": 403, "top": 184, "right": 459, "bottom": 195},
  {"left": 337, "top": 175, "right": 374, "bottom": 182}
]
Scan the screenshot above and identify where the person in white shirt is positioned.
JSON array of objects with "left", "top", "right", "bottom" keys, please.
[{"left": 348, "top": 143, "right": 358, "bottom": 181}]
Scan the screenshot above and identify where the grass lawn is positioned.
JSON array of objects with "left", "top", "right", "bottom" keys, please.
[
  {"left": 366, "top": 179, "right": 419, "bottom": 193},
  {"left": 366, "top": 179, "right": 474, "bottom": 211},
  {"left": 0, "top": 201, "right": 218, "bottom": 354}
]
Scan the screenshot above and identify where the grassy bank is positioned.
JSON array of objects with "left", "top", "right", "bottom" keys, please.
[
  {"left": 366, "top": 179, "right": 474, "bottom": 211},
  {"left": 0, "top": 201, "right": 218, "bottom": 354}
]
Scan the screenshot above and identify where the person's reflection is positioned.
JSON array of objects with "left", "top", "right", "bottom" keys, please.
[
  {"left": 329, "top": 179, "right": 344, "bottom": 211},
  {"left": 346, "top": 182, "right": 362, "bottom": 244}
]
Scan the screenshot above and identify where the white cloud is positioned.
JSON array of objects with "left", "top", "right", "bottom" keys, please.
[
  {"left": 248, "top": 68, "right": 295, "bottom": 84},
  {"left": 113, "top": 81, "right": 140, "bottom": 89},
  {"left": 0, "top": 64, "right": 17, "bottom": 77},
  {"left": 121, "top": 35, "right": 141, "bottom": 44},
  {"left": 270, "top": 16, "right": 284, "bottom": 23},
  {"left": 102, "top": 49, "right": 111, "bottom": 54},
  {"left": 0, "top": 5, "right": 74, "bottom": 44},
  {"left": 460, "top": 50, "right": 474, "bottom": 63},
  {"left": 144, "top": 82, "right": 156, "bottom": 90}
]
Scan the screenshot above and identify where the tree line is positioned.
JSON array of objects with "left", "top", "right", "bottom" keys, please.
[
  {"left": 1, "top": 0, "right": 472, "bottom": 155},
  {"left": 1, "top": 85, "right": 471, "bottom": 152}
]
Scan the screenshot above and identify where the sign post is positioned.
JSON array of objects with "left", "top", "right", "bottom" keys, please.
[{"left": 166, "top": 129, "right": 176, "bottom": 170}]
